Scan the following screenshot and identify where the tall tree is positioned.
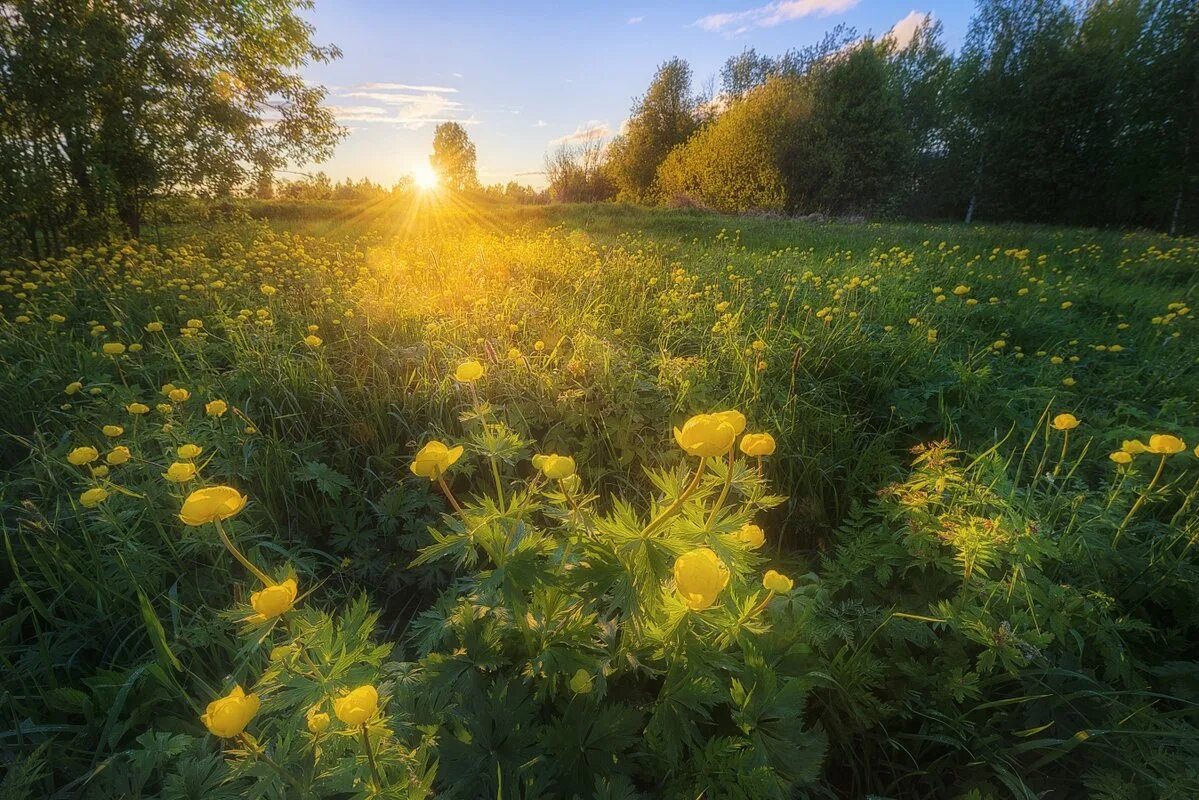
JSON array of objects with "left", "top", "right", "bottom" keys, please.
[
  {"left": 605, "top": 58, "right": 698, "bottom": 202},
  {"left": 429, "top": 122, "right": 479, "bottom": 192},
  {"left": 0, "top": 0, "right": 343, "bottom": 242}
]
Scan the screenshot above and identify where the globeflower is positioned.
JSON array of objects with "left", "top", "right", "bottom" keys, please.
[
  {"left": 735, "top": 523, "right": 766, "bottom": 549},
  {"left": 307, "top": 707, "right": 331, "bottom": 734},
  {"left": 102, "top": 342, "right": 125, "bottom": 355},
  {"left": 303, "top": 334, "right": 322, "bottom": 348},
  {"left": 80, "top": 487, "right": 109, "bottom": 508},
  {"left": 106, "top": 446, "right": 131, "bottom": 466},
  {"left": 714, "top": 409, "right": 747, "bottom": 436},
  {"left": 163, "top": 462, "right": 198, "bottom": 483},
  {"left": 145, "top": 321, "right": 164, "bottom": 333},
  {"left": 177, "top": 443, "right": 202, "bottom": 460},
  {"left": 126, "top": 402, "right": 150, "bottom": 415},
  {"left": 1121, "top": 440, "right": 1146, "bottom": 455},
  {"left": 249, "top": 577, "right": 298, "bottom": 621},
  {"left": 205, "top": 399, "right": 228, "bottom": 417},
  {"left": 65, "top": 381, "right": 83, "bottom": 395},
  {"left": 1051, "top": 413, "right": 1079, "bottom": 431},
  {"left": 673, "top": 413, "right": 737, "bottom": 458},
  {"left": 532, "top": 453, "right": 576, "bottom": 480},
  {"left": 454, "top": 359, "right": 485, "bottom": 382},
  {"left": 1110, "top": 451, "right": 1132, "bottom": 465},
  {"left": 333, "top": 685, "right": 378, "bottom": 725},
  {"left": 1146, "top": 434, "right": 1186, "bottom": 455},
  {"left": 410, "top": 440, "right": 464, "bottom": 480},
  {"left": 68, "top": 446, "right": 99, "bottom": 465},
  {"left": 200, "top": 685, "right": 260, "bottom": 738},
  {"left": 953, "top": 285, "right": 970, "bottom": 296},
  {"left": 168, "top": 388, "right": 190, "bottom": 403},
  {"left": 762, "top": 569, "right": 794, "bottom": 593},
  {"left": 102, "top": 425, "right": 124, "bottom": 437},
  {"left": 179, "top": 486, "right": 247, "bottom": 526},
  {"left": 740, "top": 432, "right": 776, "bottom": 457},
  {"left": 673, "top": 547, "right": 730, "bottom": 611}
]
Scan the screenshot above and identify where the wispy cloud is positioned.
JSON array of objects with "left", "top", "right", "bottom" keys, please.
[
  {"left": 330, "top": 82, "right": 473, "bottom": 129},
  {"left": 550, "top": 120, "right": 610, "bottom": 146},
  {"left": 627, "top": 15, "right": 644, "bottom": 24},
  {"left": 535, "top": 120, "right": 547, "bottom": 128},
  {"left": 886, "top": 10, "right": 929, "bottom": 48},
  {"left": 695, "top": 0, "right": 860, "bottom": 34}
]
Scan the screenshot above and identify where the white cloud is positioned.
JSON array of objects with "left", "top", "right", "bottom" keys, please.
[
  {"left": 535, "top": 119, "right": 547, "bottom": 128},
  {"left": 627, "top": 15, "right": 643, "bottom": 24},
  {"left": 550, "top": 120, "right": 611, "bottom": 146},
  {"left": 695, "top": 0, "right": 860, "bottom": 34},
  {"left": 331, "top": 82, "right": 473, "bottom": 130},
  {"left": 886, "top": 10, "right": 929, "bottom": 49}
]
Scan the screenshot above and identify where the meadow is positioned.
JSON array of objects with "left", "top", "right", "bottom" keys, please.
[{"left": 2, "top": 198, "right": 1198, "bottom": 799}]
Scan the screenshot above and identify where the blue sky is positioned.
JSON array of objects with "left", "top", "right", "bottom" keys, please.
[{"left": 299, "top": 1, "right": 977, "bottom": 188}]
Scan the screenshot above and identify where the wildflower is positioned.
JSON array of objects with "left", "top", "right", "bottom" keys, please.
[
  {"left": 164, "top": 462, "right": 198, "bottom": 482},
  {"left": 1121, "top": 440, "right": 1146, "bottom": 455},
  {"left": 673, "top": 413, "right": 737, "bottom": 457},
  {"left": 128, "top": 343, "right": 142, "bottom": 353},
  {"left": 177, "top": 443, "right": 202, "bottom": 460},
  {"left": 454, "top": 359, "right": 485, "bottom": 382},
  {"left": 762, "top": 570, "right": 794, "bottom": 593},
  {"left": 145, "top": 321, "right": 164, "bottom": 332},
  {"left": 92, "top": 465, "right": 109, "bottom": 478},
  {"left": 333, "top": 685, "right": 378, "bottom": 725},
  {"left": 1146, "top": 434, "right": 1186, "bottom": 455},
  {"left": 714, "top": 409, "right": 747, "bottom": 436},
  {"left": 186, "top": 319, "right": 203, "bottom": 330},
  {"left": 106, "top": 446, "right": 131, "bottom": 466},
  {"left": 740, "top": 432, "right": 776, "bottom": 457},
  {"left": 410, "top": 440, "right": 464, "bottom": 480},
  {"left": 735, "top": 523, "right": 766, "bottom": 549},
  {"left": 126, "top": 402, "right": 150, "bottom": 415},
  {"left": 1062, "top": 377, "right": 1076, "bottom": 387},
  {"left": 80, "top": 487, "right": 109, "bottom": 508},
  {"left": 249, "top": 577, "right": 298, "bottom": 620},
  {"left": 200, "top": 686, "right": 260, "bottom": 738},
  {"left": 1051, "top": 413, "right": 1079, "bottom": 431},
  {"left": 156, "top": 403, "right": 172, "bottom": 414},
  {"left": 102, "top": 342, "right": 126, "bottom": 356},
  {"left": 179, "top": 486, "right": 247, "bottom": 526},
  {"left": 307, "top": 707, "right": 331, "bottom": 734},
  {"left": 1110, "top": 451, "right": 1132, "bottom": 465},
  {"left": 65, "top": 381, "right": 83, "bottom": 395},
  {"left": 48, "top": 314, "right": 66, "bottom": 323},
  {"left": 102, "top": 425, "right": 124, "bottom": 437},
  {"left": 206, "top": 399, "right": 228, "bottom": 416},
  {"left": 68, "top": 446, "right": 99, "bottom": 465},
  {"left": 168, "top": 388, "right": 190, "bottom": 403},
  {"left": 303, "top": 334, "right": 322, "bottom": 348},
  {"left": 532, "top": 453, "right": 576, "bottom": 480},
  {"left": 953, "top": 285, "right": 970, "bottom": 296},
  {"left": 673, "top": 547, "right": 730, "bottom": 611}
]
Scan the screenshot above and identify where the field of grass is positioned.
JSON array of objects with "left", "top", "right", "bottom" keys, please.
[{"left": 2, "top": 198, "right": 1198, "bottom": 798}]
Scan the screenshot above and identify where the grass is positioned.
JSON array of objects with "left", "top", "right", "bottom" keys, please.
[{"left": 1, "top": 196, "right": 1197, "bottom": 797}]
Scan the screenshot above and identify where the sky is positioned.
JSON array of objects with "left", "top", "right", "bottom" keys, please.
[{"left": 297, "top": 1, "right": 978, "bottom": 188}]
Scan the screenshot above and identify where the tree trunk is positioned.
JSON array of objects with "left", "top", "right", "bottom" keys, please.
[{"left": 117, "top": 191, "right": 141, "bottom": 239}]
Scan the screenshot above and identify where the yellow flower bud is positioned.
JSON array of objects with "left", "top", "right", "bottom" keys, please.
[
  {"left": 763, "top": 569, "right": 794, "bottom": 593},
  {"left": 176, "top": 443, "right": 203, "bottom": 460},
  {"left": 80, "top": 487, "right": 109, "bottom": 508},
  {"left": 106, "top": 446, "right": 131, "bottom": 465},
  {"left": 250, "top": 577, "right": 297, "bottom": 620},
  {"left": 102, "top": 425, "right": 124, "bottom": 437},
  {"left": 200, "top": 685, "right": 260, "bottom": 738},
  {"left": 454, "top": 359, "right": 485, "bottom": 382},
  {"left": 1109, "top": 451, "right": 1132, "bottom": 465},
  {"left": 673, "top": 548, "right": 730, "bottom": 611},
  {"left": 126, "top": 402, "right": 150, "bottom": 415},
  {"left": 68, "top": 446, "right": 99, "bottom": 465},
  {"left": 306, "top": 707, "right": 331, "bottom": 734},
  {"left": 673, "top": 413, "right": 737, "bottom": 458},
  {"left": 168, "top": 388, "right": 190, "bottom": 403},
  {"left": 734, "top": 523, "right": 766, "bottom": 549},
  {"left": 532, "top": 453, "right": 576, "bottom": 480},
  {"left": 179, "top": 486, "right": 247, "bottom": 526},
  {"left": 163, "top": 461, "right": 197, "bottom": 483},
  {"left": 333, "top": 685, "right": 378, "bottom": 725},
  {"left": 739, "top": 432, "right": 776, "bottom": 457}
]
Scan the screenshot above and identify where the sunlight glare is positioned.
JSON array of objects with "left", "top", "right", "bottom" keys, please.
[{"left": 414, "top": 164, "right": 439, "bottom": 191}]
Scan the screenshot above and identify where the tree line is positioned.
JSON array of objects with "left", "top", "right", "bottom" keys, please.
[{"left": 548, "top": 0, "right": 1197, "bottom": 234}]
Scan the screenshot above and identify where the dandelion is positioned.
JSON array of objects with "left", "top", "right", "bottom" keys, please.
[
  {"left": 674, "top": 548, "right": 730, "bottom": 611},
  {"left": 200, "top": 686, "right": 260, "bottom": 738}
]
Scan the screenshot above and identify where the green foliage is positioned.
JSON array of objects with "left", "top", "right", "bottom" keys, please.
[{"left": 430, "top": 122, "right": 480, "bottom": 192}]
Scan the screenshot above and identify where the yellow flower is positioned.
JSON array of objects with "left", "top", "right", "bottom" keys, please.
[
  {"left": 1051, "top": 413, "right": 1079, "bottom": 431},
  {"left": 410, "top": 440, "right": 464, "bottom": 480},
  {"left": 250, "top": 577, "right": 298, "bottom": 620},
  {"left": 739, "top": 432, "right": 776, "bottom": 457},
  {"left": 106, "top": 446, "right": 131, "bottom": 465},
  {"left": 80, "top": 487, "right": 109, "bottom": 508},
  {"left": 673, "top": 548, "right": 730, "bottom": 611},
  {"left": 303, "top": 334, "right": 322, "bottom": 348},
  {"left": 156, "top": 403, "right": 172, "bottom": 414},
  {"left": 333, "top": 685, "right": 378, "bottom": 725},
  {"left": 953, "top": 285, "right": 970, "bottom": 296},
  {"left": 762, "top": 569, "right": 794, "bottom": 593},
  {"left": 65, "top": 381, "right": 83, "bottom": 395},
  {"left": 48, "top": 314, "right": 66, "bottom": 323},
  {"left": 177, "top": 443, "right": 203, "bottom": 460},
  {"left": 126, "top": 402, "right": 150, "bottom": 415},
  {"left": 735, "top": 523, "right": 766, "bottom": 549},
  {"left": 186, "top": 319, "right": 203, "bottom": 330},
  {"left": 91, "top": 465, "right": 110, "bottom": 478},
  {"left": 1109, "top": 451, "right": 1132, "bottom": 465},
  {"left": 145, "top": 321, "right": 164, "bottom": 332},
  {"left": 532, "top": 453, "right": 576, "bottom": 480},
  {"left": 68, "top": 446, "right": 99, "bottom": 465},
  {"left": 102, "top": 425, "right": 123, "bottom": 438},
  {"left": 179, "top": 486, "right": 247, "bottom": 526},
  {"left": 163, "top": 462, "right": 197, "bottom": 482},
  {"left": 102, "top": 342, "right": 125, "bottom": 355},
  {"left": 1121, "top": 439, "right": 1146, "bottom": 455},
  {"left": 1146, "top": 434, "right": 1186, "bottom": 455},
  {"left": 200, "top": 685, "right": 260, "bottom": 738},
  {"left": 714, "top": 409, "right": 747, "bottom": 436},
  {"left": 168, "top": 388, "right": 190, "bottom": 403},
  {"left": 205, "top": 399, "right": 228, "bottom": 416},
  {"left": 454, "top": 359, "right": 485, "bottom": 382},
  {"left": 673, "top": 413, "right": 737, "bottom": 458},
  {"left": 306, "top": 707, "right": 331, "bottom": 734}
]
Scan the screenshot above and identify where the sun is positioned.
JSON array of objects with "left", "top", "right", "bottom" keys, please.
[{"left": 414, "top": 163, "right": 439, "bottom": 191}]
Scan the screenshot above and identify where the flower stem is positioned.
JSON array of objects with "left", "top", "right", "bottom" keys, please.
[
  {"left": 1113, "top": 454, "right": 1167, "bottom": 546},
  {"left": 642, "top": 457, "right": 706, "bottom": 538},
  {"left": 704, "top": 449, "right": 736, "bottom": 528},
  {"left": 214, "top": 519, "right": 274, "bottom": 586},
  {"left": 361, "top": 723, "right": 383, "bottom": 790},
  {"left": 437, "top": 475, "right": 466, "bottom": 516}
]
